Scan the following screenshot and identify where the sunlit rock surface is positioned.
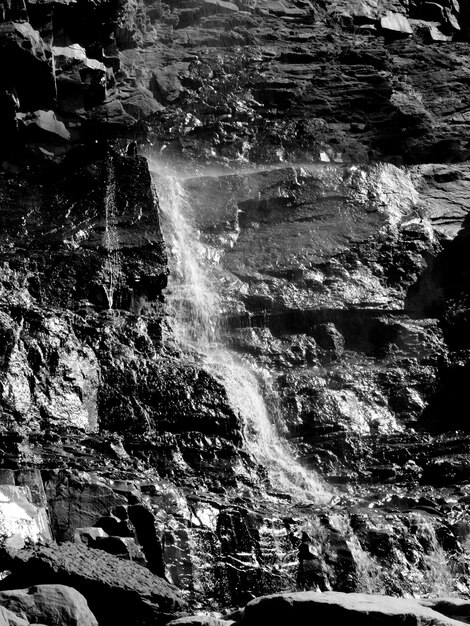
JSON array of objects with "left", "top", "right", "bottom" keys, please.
[
  {"left": 242, "top": 591, "right": 468, "bottom": 626},
  {"left": 0, "top": 485, "right": 51, "bottom": 548},
  {"left": 1, "top": 0, "right": 470, "bottom": 619}
]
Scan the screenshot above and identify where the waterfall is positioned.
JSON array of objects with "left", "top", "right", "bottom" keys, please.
[
  {"left": 102, "top": 157, "right": 120, "bottom": 310},
  {"left": 153, "top": 175, "right": 218, "bottom": 347},
  {"left": 154, "top": 168, "right": 330, "bottom": 503}
]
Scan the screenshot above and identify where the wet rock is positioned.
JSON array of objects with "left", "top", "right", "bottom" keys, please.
[
  {"left": 86, "top": 100, "right": 136, "bottom": 129},
  {"left": 0, "top": 584, "right": 98, "bottom": 626}
]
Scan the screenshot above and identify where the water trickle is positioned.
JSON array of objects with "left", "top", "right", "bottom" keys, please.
[
  {"left": 102, "top": 158, "right": 121, "bottom": 310},
  {"left": 154, "top": 168, "right": 329, "bottom": 503}
]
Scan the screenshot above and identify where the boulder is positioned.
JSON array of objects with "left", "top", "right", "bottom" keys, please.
[
  {"left": 0, "top": 584, "right": 98, "bottom": 626},
  {"left": 0, "top": 606, "right": 29, "bottom": 626},
  {"left": 242, "top": 592, "right": 466, "bottom": 626},
  {"left": 1, "top": 542, "right": 184, "bottom": 626}
]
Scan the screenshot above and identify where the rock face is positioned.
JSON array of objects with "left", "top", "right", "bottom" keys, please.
[{"left": 1, "top": 0, "right": 470, "bottom": 619}]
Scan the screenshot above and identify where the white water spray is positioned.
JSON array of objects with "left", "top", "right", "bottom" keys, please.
[
  {"left": 102, "top": 158, "right": 120, "bottom": 310},
  {"left": 154, "top": 168, "right": 329, "bottom": 503}
]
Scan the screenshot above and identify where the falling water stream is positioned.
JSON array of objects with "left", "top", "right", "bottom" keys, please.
[
  {"left": 102, "top": 157, "right": 120, "bottom": 310},
  {"left": 153, "top": 168, "right": 330, "bottom": 504}
]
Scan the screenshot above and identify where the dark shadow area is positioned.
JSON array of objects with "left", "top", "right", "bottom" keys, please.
[{"left": 406, "top": 209, "right": 470, "bottom": 432}]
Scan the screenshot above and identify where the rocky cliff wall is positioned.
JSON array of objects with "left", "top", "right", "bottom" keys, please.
[{"left": 1, "top": 0, "right": 470, "bottom": 621}]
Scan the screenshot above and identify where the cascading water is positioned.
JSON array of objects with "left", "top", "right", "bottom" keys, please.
[
  {"left": 102, "top": 157, "right": 121, "bottom": 310},
  {"left": 154, "top": 175, "right": 218, "bottom": 347},
  {"left": 154, "top": 167, "right": 330, "bottom": 503}
]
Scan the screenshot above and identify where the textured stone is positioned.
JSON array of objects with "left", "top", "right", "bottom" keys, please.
[
  {"left": 0, "top": 606, "right": 29, "bottom": 626},
  {"left": 2, "top": 543, "right": 184, "bottom": 625},
  {"left": 419, "top": 598, "right": 470, "bottom": 622},
  {"left": 0, "top": 584, "right": 98, "bottom": 626},
  {"left": 243, "top": 592, "right": 466, "bottom": 626},
  {"left": 44, "top": 474, "right": 126, "bottom": 542}
]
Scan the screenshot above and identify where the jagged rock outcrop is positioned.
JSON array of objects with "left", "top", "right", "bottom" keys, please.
[{"left": 0, "top": 0, "right": 469, "bottom": 166}]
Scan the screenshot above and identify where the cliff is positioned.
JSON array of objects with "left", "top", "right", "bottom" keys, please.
[{"left": 1, "top": 0, "right": 470, "bottom": 622}]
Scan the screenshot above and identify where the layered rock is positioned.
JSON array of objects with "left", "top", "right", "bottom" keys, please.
[{"left": 1, "top": 0, "right": 470, "bottom": 618}]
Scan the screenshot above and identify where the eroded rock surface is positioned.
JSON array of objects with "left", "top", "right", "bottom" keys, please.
[
  {"left": 0, "top": 584, "right": 98, "bottom": 626},
  {"left": 1, "top": 0, "right": 470, "bottom": 618}
]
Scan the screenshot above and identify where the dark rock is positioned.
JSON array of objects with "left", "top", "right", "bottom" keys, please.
[
  {"left": 53, "top": 44, "right": 107, "bottom": 112},
  {"left": 17, "top": 110, "right": 70, "bottom": 144},
  {"left": 128, "top": 504, "right": 164, "bottom": 577},
  {"left": 44, "top": 474, "right": 126, "bottom": 542}
]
